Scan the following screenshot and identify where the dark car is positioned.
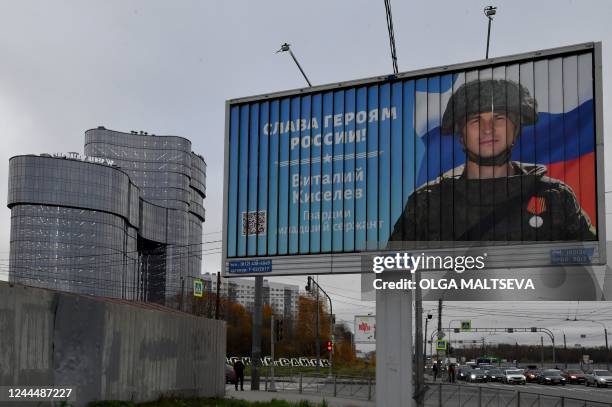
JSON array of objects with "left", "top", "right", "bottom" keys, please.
[
  {"left": 225, "top": 363, "right": 236, "bottom": 384},
  {"left": 486, "top": 368, "right": 504, "bottom": 382},
  {"left": 538, "top": 370, "right": 566, "bottom": 386},
  {"left": 524, "top": 369, "right": 541, "bottom": 383},
  {"left": 468, "top": 368, "right": 488, "bottom": 383},
  {"left": 561, "top": 369, "right": 586, "bottom": 384},
  {"left": 457, "top": 366, "right": 472, "bottom": 381}
]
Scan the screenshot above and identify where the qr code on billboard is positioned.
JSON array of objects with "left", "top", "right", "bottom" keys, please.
[{"left": 242, "top": 211, "right": 267, "bottom": 236}]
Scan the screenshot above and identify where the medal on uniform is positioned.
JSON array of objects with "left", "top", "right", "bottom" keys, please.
[{"left": 527, "top": 196, "right": 546, "bottom": 228}]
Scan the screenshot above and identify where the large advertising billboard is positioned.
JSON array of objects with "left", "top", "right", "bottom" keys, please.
[{"left": 223, "top": 43, "right": 605, "bottom": 277}]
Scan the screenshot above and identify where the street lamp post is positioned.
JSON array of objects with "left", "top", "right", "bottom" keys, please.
[
  {"left": 424, "top": 314, "right": 433, "bottom": 361},
  {"left": 306, "top": 276, "right": 334, "bottom": 377},
  {"left": 569, "top": 319, "right": 610, "bottom": 370}
]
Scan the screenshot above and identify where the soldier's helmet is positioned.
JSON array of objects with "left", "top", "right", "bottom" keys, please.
[{"left": 440, "top": 79, "right": 538, "bottom": 136}]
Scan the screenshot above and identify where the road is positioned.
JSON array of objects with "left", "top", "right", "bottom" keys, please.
[
  {"left": 424, "top": 380, "right": 612, "bottom": 405},
  {"left": 230, "top": 376, "right": 612, "bottom": 405}
]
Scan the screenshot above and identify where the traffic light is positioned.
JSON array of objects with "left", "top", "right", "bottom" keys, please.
[
  {"left": 326, "top": 340, "right": 332, "bottom": 352},
  {"left": 275, "top": 319, "right": 284, "bottom": 342},
  {"left": 305, "top": 276, "right": 311, "bottom": 292}
]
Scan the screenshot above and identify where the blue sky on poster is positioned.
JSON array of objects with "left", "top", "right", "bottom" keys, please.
[{"left": 1, "top": 0, "right": 612, "bottom": 344}]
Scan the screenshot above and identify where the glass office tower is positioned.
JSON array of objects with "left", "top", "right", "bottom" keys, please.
[{"left": 7, "top": 127, "right": 206, "bottom": 305}]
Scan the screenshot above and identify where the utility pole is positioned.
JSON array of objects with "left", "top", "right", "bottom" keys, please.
[
  {"left": 269, "top": 314, "right": 277, "bottom": 392},
  {"left": 414, "top": 271, "right": 424, "bottom": 406},
  {"left": 540, "top": 336, "right": 544, "bottom": 368},
  {"left": 251, "top": 276, "right": 263, "bottom": 390},
  {"left": 436, "top": 298, "right": 443, "bottom": 371},
  {"left": 563, "top": 332, "right": 567, "bottom": 369},
  {"left": 605, "top": 328, "right": 610, "bottom": 371},
  {"left": 215, "top": 272, "right": 221, "bottom": 319},
  {"left": 424, "top": 314, "right": 432, "bottom": 362},
  {"left": 316, "top": 278, "right": 320, "bottom": 374},
  {"left": 207, "top": 278, "right": 212, "bottom": 318},
  {"left": 306, "top": 276, "right": 334, "bottom": 377},
  {"left": 180, "top": 277, "right": 185, "bottom": 311}
]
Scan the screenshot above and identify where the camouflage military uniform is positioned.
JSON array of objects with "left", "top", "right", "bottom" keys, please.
[{"left": 388, "top": 162, "right": 596, "bottom": 242}]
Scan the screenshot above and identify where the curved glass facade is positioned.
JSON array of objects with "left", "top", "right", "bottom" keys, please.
[{"left": 8, "top": 128, "right": 206, "bottom": 305}]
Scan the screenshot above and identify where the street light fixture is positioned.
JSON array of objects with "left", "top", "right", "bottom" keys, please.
[
  {"left": 276, "top": 43, "right": 312, "bottom": 87},
  {"left": 483, "top": 6, "right": 497, "bottom": 59}
]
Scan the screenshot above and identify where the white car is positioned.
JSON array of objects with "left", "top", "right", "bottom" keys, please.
[
  {"left": 585, "top": 370, "right": 612, "bottom": 388},
  {"left": 503, "top": 369, "right": 526, "bottom": 385}
]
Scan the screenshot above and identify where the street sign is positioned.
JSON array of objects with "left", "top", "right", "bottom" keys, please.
[
  {"left": 436, "top": 340, "right": 448, "bottom": 351},
  {"left": 193, "top": 279, "right": 203, "bottom": 297},
  {"left": 583, "top": 355, "right": 590, "bottom": 363},
  {"left": 460, "top": 321, "right": 471, "bottom": 331}
]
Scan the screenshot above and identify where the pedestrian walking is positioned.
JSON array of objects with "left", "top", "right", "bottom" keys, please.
[
  {"left": 433, "top": 363, "right": 439, "bottom": 381},
  {"left": 233, "top": 360, "right": 245, "bottom": 391}
]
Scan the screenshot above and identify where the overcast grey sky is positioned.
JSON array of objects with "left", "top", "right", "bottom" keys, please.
[{"left": 1, "top": 0, "right": 612, "bottom": 346}]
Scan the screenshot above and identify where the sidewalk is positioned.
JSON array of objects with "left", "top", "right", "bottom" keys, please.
[{"left": 225, "top": 386, "right": 376, "bottom": 407}]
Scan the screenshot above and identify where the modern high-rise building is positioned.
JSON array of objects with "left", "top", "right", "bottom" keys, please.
[{"left": 7, "top": 127, "right": 206, "bottom": 305}]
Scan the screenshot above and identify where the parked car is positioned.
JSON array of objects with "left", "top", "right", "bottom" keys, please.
[
  {"left": 503, "top": 369, "right": 527, "bottom": 385},
  {"left": 561, "top": 369, "right": 586, "bottom": 384},
  {"left": 585, "top": 370, "right": 612, "bottom": 388},
  {"left": 225, "top": 363, "right": 236, "bottom": 384},
  {"left": 538, "top": 370, "right": 566, "bottom": 386},
  {"left": 468, "top": 368, "right": 488, "bottom": 383},
  {"left": 524, "top": 369, "right": 541, "bottom": 383},
  {"left": 485, "top": 368, "right": 504, "bottom": 382}
]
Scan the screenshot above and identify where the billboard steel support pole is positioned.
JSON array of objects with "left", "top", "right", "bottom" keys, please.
[{"left": 376, "top": 272, "right": 413, "bottom": 406}]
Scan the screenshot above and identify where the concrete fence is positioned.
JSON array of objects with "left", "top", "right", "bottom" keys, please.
[{"left": 0, "top": 281, "right": 226, "bottom": 406}]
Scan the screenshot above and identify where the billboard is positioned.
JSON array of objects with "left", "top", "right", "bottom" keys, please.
[
  {"left": 223, "top": 42, "right": 605, "bottom": 277},
  {"left": 354, "top": 315, "right": 376, "bottom": 344}
]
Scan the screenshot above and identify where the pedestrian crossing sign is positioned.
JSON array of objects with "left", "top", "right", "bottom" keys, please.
[{"left": 193, "top": 279, "right": 204, "bottom": 297}]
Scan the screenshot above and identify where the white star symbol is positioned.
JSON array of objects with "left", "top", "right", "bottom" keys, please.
[{"left": 323, "top": 154, "right": 333, "bottom": 163}]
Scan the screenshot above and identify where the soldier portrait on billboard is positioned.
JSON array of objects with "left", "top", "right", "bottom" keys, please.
[{"left": 389, "top": 78, "right": 596, "bottom": 242}]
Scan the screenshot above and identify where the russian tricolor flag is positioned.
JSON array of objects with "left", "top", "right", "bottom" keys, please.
[{"left": 413, "top": 54, "right": 597, "bottom": 226}]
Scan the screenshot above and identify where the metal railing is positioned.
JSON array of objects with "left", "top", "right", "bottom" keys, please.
[
  {"left": 421, "top": 383, "right": 612, "bottom": 407},
  {"left": 263, "top": 372, "right": 375, "bottom": 401}
]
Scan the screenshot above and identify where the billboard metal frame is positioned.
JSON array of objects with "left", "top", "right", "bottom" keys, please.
[{"left": 222, "top": 42, "right": 606, "bottom": 278}]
